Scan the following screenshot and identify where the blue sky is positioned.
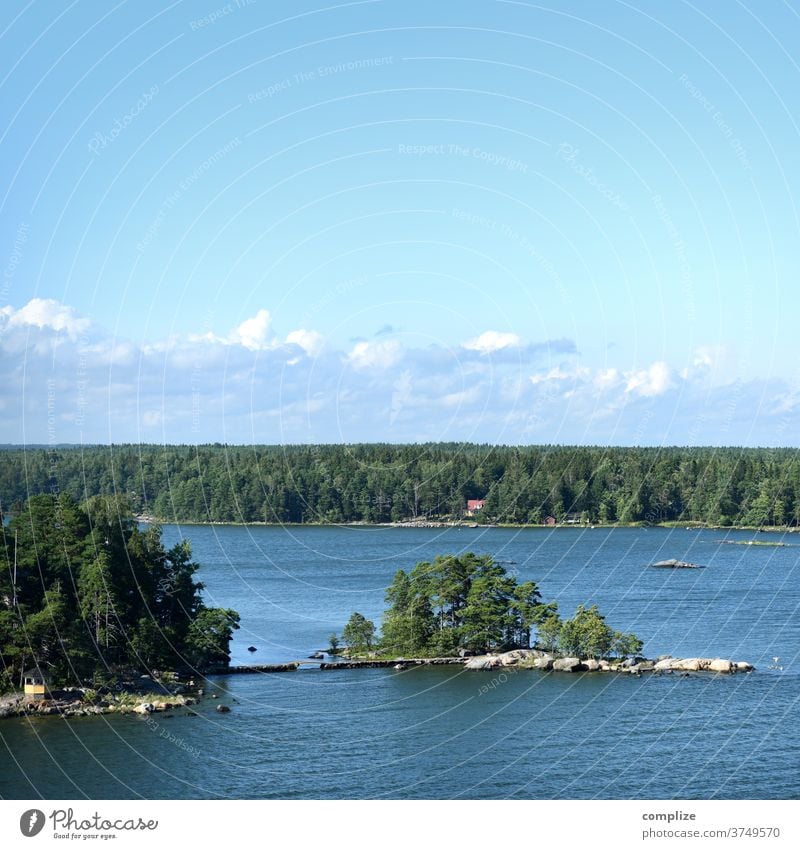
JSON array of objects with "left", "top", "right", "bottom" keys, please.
[{"left": 1, "top": 0, "right": 799, "bottom": 445}]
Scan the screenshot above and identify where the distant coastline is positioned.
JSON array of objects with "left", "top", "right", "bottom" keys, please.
[
  {"left": 134, "top": 515, "right": 800, "bottom": 535},
  {"left": 4, "top": 443, "right": 800, "bottom": 530}
]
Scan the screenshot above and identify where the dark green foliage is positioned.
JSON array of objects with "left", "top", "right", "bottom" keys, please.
[
  {"left": 379, "top": 570, "right": 435, "bottom": 655},
  {"left": 341, "top": 612, "right": 376, "bottom": 653},
  {"left": 612, "top": 630, "right": 644, "bottom": 658},
  {"left": 0, "top": 493, "right": 239, "bottom": 691},
  {"left": 1, "top": 443, "right": 797, "bottom": 526},
  {"left": 555, "top": 605, "right": 641, "bottom": 659},
  {"left": 536, "top": 611, "right": 563, "bottom": 652},
  {"left": 349, "top": 555, "right": 642, "bottom": 659},
  {"left": 558, "top": 605, "right": 614, "bottom": 658},
  {"left": 185, "top": 608, "right": 241, "bottom": 669},
  {"left": 372, "top": 553, "right": 548, "bottom": 655}
]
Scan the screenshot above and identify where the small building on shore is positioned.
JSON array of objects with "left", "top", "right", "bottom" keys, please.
[
  {"left": 465, "top": 499, "right": 486, "bottom": 517},
  {"left": 23, "top": 667, "right": 48, "bottom": 702}
]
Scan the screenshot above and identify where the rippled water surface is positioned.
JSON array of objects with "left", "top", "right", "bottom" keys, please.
[{"left": 2, "top": 525, "right": 798, "bottom": 799}]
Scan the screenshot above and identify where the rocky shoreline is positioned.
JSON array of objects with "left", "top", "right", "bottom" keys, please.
[
  {"left": 460, "top": 649, "right": 754, "bottom": 675},
  {"left": 0, "top": 651, "right": 756, "bottom": 720},
  {"left": 325, "top": 650, "right": 756, "bottom": 675},
  {"left": 321, "top": 657, "right": 466, "bottom": 669},
  {"left": 0, "top": 692, "right": 201, "bottom": 720},
  {"left": 0, "top": 676, "right": 204, "bottom": 721}
]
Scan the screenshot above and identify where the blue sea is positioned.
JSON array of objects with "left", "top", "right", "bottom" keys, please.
[{"left": 1, "top": 525, "right": 798, "bottom": 799}]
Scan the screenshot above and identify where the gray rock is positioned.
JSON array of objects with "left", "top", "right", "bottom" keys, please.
[
  {"left": 708, "top": 658, "right": 733, "bottom": 673},
  {"left": 465, "top": 655, "right": 500, "bottom": 671},
  {"left": 498, "top": 649, "right": 537, "bottom": 666},
  {"left": 651, "top": 559, "right": 701, "bottom": 569},
  {"left": 581, "top": 658, "right": 601, "bottom": 672},
  {"left": 672, "top": 658, "right": 702, "bottom": 672},
  {"left": 552, "top": 657, "right": 582, "bottom": 672}
]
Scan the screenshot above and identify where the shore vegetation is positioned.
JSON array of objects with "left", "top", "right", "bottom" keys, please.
[
  {"left": 3, "top": 443, "right": 800, "bottom": 527},
  {"left": 0, "top": 493, "right": 239, "bottom": 693},
  {"left": 340, "top": 553, "right": 642, "bottom": 659}
]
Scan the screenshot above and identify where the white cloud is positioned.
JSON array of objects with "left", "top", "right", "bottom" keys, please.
[
  {"left": 440, "top": 386, "right": 482, "bottom": 407},
  {"left": 530, "top": 365, "right": 589, "bottom": 385},
  {"left": 347, "top": 339, "right": 404, "bottom": 370},
  {"left": 4, "top": 300, "right": 792, "bottom": 446},
  {"left": 190, "top": 314, "right": 323, "bottom": 359},
  {"left": 0, "top": 297, "right": 90, "bottom": 340},
  {"left": 463, "top": 330, "right": 522, "bottom": 354},
  {"left": 142, "top": 410, "right": 162, "bottom": 428},
  {"left": 624, "top": 361, "right": 673, "bottom": 397},
  {"left": 593, "top": 368, "right": 621, "bottom": 390},
  {"left": 286, "top": 329, "right": 324, "bottom": 357},
  {"left": 680, "top": 345, "right": 724, "bottom": 381},
  {"left": 230, "top": 309, "right": 272, "bottom": 351}
]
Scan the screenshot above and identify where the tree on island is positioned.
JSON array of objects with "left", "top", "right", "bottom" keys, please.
[
  {"left": 532, "top": 608, "right": 562, "bottom": 653},
  {"left": 341, "top": 612, "right": 376, "bottom": 654},
  {"left": 185, "top": 608, "right": 241, "bottom": 669},
  {"left": 611, "top": 630, "right": 644, "bottom": 659},
  {"left": 0, "top": 493, "right": 240, "bottom": 692},
  {"left": 340, "top": 554, "right": 643, "bottom": 660},
  {"left": 397, "top": 553, "right": 554, "bottom": 655},
  {"left": 559, "top": 605, "right": 614, "bottom": 659},
  {"left": 534, "top": 604, "right": 643, "bottom": 659},
  {"left": 344, "top": 554, "right": 551, "bottom": 657}
]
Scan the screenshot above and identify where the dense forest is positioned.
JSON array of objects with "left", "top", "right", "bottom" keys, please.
[
  {"left": 1, "top": 443, "right": 800, "bottom": 527},
  {"left": 0, "top": 493, "right": 239, "bottom": 691},
  {"left": 338, "top": 553, "right": 642, "bottom": 659}
]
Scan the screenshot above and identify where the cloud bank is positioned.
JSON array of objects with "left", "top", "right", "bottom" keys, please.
[{"left": 0, "top": 299, "right": 795, "bottom": 446}]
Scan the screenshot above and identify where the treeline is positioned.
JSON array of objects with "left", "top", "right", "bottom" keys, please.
[
  {"left": 338, "top": 553, "right": 642, "bottom": 659},
  {"left": 2, "top": 443, "right": 800, "bottom": 526},
  {"left": 0, "top": 493, "right": 239, "bottom": 691}
]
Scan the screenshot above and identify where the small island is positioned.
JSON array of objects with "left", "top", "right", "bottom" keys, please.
[{"left": 330, "top": 553, "right": 754, "bottom": 676}]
